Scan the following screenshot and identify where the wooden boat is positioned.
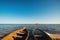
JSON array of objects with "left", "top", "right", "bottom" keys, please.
[
  {"left": 2, "top": 27, "right": 29, "bottom": 40},
  {"left": 2, "top": 27, "right": 60, "bottom": 40},
  {"left": 33, "top": 27, "right": 52, "bottom": 40}
]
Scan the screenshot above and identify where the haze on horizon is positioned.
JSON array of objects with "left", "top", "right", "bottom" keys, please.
[{"left": 0, "top": 0, "right": 60, "bottom": 24}]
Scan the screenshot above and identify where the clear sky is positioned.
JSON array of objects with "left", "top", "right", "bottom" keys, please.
[{"left": 0, "top": 0, "right": 60, "bottom": 24}]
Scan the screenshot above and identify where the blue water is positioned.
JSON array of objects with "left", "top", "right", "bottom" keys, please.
[{"left": 0, "top": 24, "right": 60, "bottom": 39}]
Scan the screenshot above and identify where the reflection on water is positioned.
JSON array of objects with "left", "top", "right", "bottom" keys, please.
[{"left": 0, "top": 24, "right": 60, "bottom": 40}]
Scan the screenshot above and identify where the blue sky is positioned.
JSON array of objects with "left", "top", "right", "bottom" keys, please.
[{"left": 0, "top": 0, "right": 60, "bottom": 24}]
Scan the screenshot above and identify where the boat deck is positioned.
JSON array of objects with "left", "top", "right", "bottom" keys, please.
[{"left": 49, "top": 34, "right": 60, "bottom": 40}]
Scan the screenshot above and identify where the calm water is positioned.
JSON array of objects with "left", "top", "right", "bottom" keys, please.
[{"left": 0, "top": 24, "right": 60, "bottom": 40}]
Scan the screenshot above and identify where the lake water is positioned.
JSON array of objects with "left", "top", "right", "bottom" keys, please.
[{"left": 0, "top": 24, "right": 60, "bottom": 40}]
